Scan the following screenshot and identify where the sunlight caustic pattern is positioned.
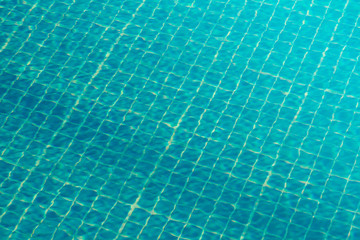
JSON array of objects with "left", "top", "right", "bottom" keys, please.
[{"left": 1, "top": 0, "right": 360, "bottom": 239}]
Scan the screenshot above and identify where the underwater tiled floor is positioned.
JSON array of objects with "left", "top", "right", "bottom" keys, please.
[{"left": 1, "top": 0, "right": 360, "bottom": 239}]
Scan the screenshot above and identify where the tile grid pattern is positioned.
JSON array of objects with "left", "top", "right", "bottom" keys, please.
[
  {"left": 305, "top": 2, "right": 359, "bottom": 238},
  {"left": 27, "top": 1, "right": 133, "bottom": 238},
  {"left": 1, "top": 0, "right": 360, "bottom": 239},
  {"left": 262, "top": 0, "right": 350, "bottom": 238}
]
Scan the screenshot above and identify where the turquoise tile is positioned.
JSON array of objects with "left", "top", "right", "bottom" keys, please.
[{"left": 1, "top": 0, "right": 360, "bottom": 239}]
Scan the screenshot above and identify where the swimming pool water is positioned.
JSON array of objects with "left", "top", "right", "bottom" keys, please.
[{"left": 1, "top": 0, "right": 360, "bottom": 239}]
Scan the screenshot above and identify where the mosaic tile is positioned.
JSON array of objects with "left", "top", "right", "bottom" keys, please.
[{"left": 1, "top": 0, "right": 360, "bottom": 239}]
